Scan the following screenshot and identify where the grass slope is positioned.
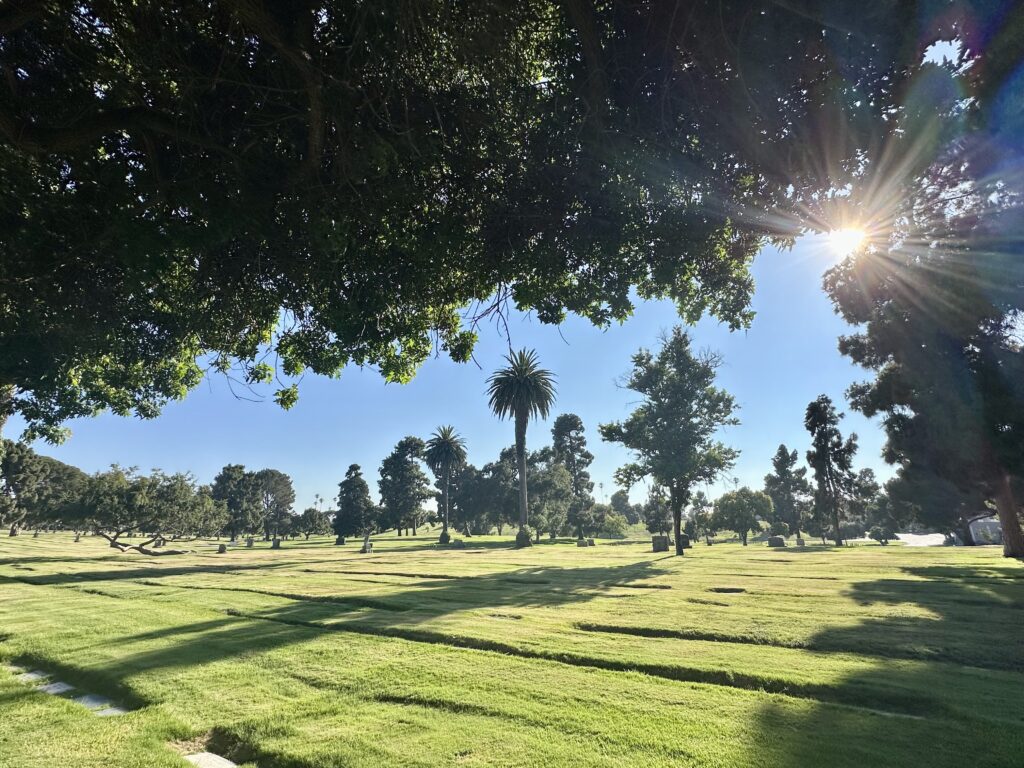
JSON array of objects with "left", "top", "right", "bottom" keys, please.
[{"left": 0, "top": 532, "right": 1022, "bottom": 767}]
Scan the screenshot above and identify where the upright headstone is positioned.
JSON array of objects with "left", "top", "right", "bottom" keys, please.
[
  {"left": 587, "top": 538, "right": 596, "bottom": 547},
  {"left": 651, "top": 535, "right": 669, "bottom": 552},
  {"left": 767, "top": 535, "right": 786, "bottom": 548},
  {"left": 271, "top": 538, "right": 281, "bottom": 549},
  {"left": 679, "top": 533, "right": 691, "bottom": 549},
  {"left": 217, "top": 543, "right": 228, "bottom": 554},
  {"left": 577, "top": 539, "right": 589, "bottom": 547},
  {"left": 796, "top": 538, "right": 806, "bottom": 547},
  {"left": 335, "top": 536, "right": 346, "bottom": 546},
  {"left": 246, "top": 537, "right": 254, "bottom": 548},
  {"left": 452, "top": 539, "right": 466, "bottom": 549}
]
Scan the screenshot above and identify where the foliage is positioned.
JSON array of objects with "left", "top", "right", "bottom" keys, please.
[
  {"left": 378, "top": 437, "right": 432, "bottom": 534},
  {"left": 686, "top": 491, "right": 716, "bottom": 544},
  {"left": 211, "top": 464, "right": 263, "bottom": 538},
  {"left": 424, "top": 425, "right": 467, "bottom": 537},
  {"left": 763, "top": 444, "right": 811, "bottom": 538},
  {"left": 487, "top": 349, "right": 556, "bottom": 540},
  {"left": 597, "top": 512, "right": 630, "bottom": 539},
  {"left": 551, "top": 413, "right": 596, "bottom": 537},
  {"left": 252, "top": 468, "right": 296, "bottom": 540},
  {"left": 643, "top": 487, "right": 672, "bottom": 536},
  {"left": 805, "top": 396, "right": 858, "bottom": 547},
  {"left": 712, "top": 488, "right": 772, "bottom": 546},
  {"left": 601, "top": 328, "right": 738, "bottom": 555},
  {"left": 529, "top": 460, "right": 573, "bottom": 541},
  {"left": 822, "top": 33, "right": 1024, "bottom": 556},
  {"left": 868, "top": 525, "right": 895, "bottom": 545},
  {"left": 82, "top": 467, "right": 227, "bottom": 551},
  {"left": 296, "top": 507, "right": 332, "bottom": 539},
  {"left": 0, "top": 0, "right": 935, "bottom": 438},
  {"left": 610, "top": 489, "right": 642, "bottom": 526},
  {"left": 768, "top": 520, "right": 790, "bottom": 537},
  {"left": 335, "top": 464, "right": 378, "bottom": 538}
]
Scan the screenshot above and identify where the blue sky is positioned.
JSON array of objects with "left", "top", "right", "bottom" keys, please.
[{"left": 15, "top": 234, "right": 888, "bottom": 509}]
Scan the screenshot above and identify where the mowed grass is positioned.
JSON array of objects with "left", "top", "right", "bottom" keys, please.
[{"left": 1, "top": 533, "right": 1022, "bottom": 767}]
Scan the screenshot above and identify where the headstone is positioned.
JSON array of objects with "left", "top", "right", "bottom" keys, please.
[
  {"left": 767, "top": 535, "right": 787, "bottom": 548},
  {"left": 679, "top": 534, "right": 691, "bottom": 549},
  {"left": 452, "top": 539, "right": 465, "bottom": 549},
  {"left": 245, "top": 537, "right": 254, "bottom": 548},
  {"left": 796, "top": 538, "right": 806, "bottom": 547},
  {"left": 271, "top": 539, "right": 281, "bottom": 549},
  {"left": 577, "top": 539, "right": 589, "bottom": 547},
  {"left": 73, "top": 693, "right": 114, "bottom": 710},
  {"left": 184, "top": 752, "right": 238, "bottom": 768},
  {"left": 968, "top": 515, "right": 1002, "bottom": 545},
  {"left": 360, "top": 542, "right": 373, "bottom": 554},
  {"left": 651, "top": 535, "right": 669, "bottom": 552},
  {"left": 217, "top": 544, "right": 228, "bottom": 554},
  {"left": 38, "top": 681, "right": 75, "bottom": 695},
  {"left": 33, "top": 530, "right": 39, "bottom": 538},
  {"left": 335, "top": 536, "right": 346, "bottom": 545},
  {"left": 74, "top": 533, "right": 81, "bottom": 542},
  {"left": 587, "top": 538, "right": 595, "bottom": 547}
]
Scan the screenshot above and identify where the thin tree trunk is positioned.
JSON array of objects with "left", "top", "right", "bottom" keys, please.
[
  {"left": 443, "top": 471, "right": 450, "bottom": 535},
  {"left": 670, "top": 488, "right": 684, "bottom": 556},
  {"left": 993, "top": 473, "right": 1024, "bottom": 558},
  {"left": 515, "top": 412, "right": 528, "bottom": 530}
]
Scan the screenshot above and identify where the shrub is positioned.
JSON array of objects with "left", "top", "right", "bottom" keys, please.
[
  {"left": 768, "top": 520, "right": 790, "bottom": 537},
  {"left": 598, "top": 513, "right": 630, "bottom": 539},
  {"left": 868, "top": 525, "right": 894, "bottom": 545}
]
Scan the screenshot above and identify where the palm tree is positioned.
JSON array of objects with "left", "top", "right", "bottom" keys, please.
[
  {"left": 424, "top": 425, "right": 467, "bottom": 544},
  {"left": 487, "top": 349, "right": 556, "bottom": 547}
]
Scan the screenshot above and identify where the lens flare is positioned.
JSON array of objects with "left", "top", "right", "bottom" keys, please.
[{"left": 827, "top": 228, "right": 866, "bottom": 256}]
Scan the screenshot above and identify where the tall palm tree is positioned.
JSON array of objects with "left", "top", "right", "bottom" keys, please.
[
  {"left": 424, "top": 425, "right": 467, "bottom": 544},
  {"left": 487, "top": 349, "right": 556, "bottom": 547}
]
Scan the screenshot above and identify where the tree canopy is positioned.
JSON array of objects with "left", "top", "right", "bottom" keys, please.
[
  {"left": 600, "top": 327, "right": 738, "bottom": 555},
  {"left": 0, "top": 0, "right": 956, "bottom": 438},
  {"left": 712, "top": 487, "right": 772, "bottom": 546},
  {"left": 804, "top": 396, "right": 858, "bottom": 547},
  {"left": 763, "top": 445, "right": 811, "bottom": 538}
]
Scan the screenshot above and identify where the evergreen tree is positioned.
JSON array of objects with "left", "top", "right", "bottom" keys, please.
[
  {"left": 804, "top": 396, "right": 858, "bottom": 547},
  {"left": 601, "top": 328, "right": 739, "bottom": 556}
]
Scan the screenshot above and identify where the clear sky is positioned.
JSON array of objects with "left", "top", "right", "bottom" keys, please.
[{"left": 13, "top": 234, "right": 889, "bottom": 510}]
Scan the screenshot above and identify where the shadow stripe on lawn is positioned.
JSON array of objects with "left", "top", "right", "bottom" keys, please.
[
  {"left": 573, "top": 622, "right": 1024, "bottom": 673},
  {"left": 221, "top": 609, "right": 939, "bottom": 719}
]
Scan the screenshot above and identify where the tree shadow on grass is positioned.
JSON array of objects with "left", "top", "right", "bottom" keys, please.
[
  {"left": 15, "top": 560, "right": 666, "bottom": 686},
  {"left": 754, "top": 564, "right": 1024, "bottom": 768}
]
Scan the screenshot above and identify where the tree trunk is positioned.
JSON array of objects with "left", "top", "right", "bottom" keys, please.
[
  {"left": 8, "top": 525, "right": 18, "bottom": 537},
  {"left": 515, "top": 412, "right": 529, "bottom": 530},
  {"left": 443, "top": 471, "right": 450, "bottom": 535},
  {"left": 993, "top": 473, "right": 1024, "bottom": 558},
  {"left": 741, "top": 531, "right": 748, "bottom": 546},
  {"left": 670, "top": 488, "right": 685, "bottom": 557}
]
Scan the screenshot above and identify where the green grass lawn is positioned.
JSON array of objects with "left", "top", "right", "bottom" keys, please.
[{"left": 1, "top": 532, "right": 1022, "bottom": 767}]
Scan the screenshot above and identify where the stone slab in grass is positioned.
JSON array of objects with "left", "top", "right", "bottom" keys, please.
[
  {"left": 16, "top": 671, "right": 49, "bottom": 683},
  {"left": 3, "top": 664, "right": 25, "bottom": 673},
  {"left": 73, "top": 693, "right": 114, "bottom": 710},
  {"left": 38, "top": 681, "right": 75, "bottom": 695},
  {"left": 95, "top": 706, "right": 129, "bottom": 717},
  {"left": 184, "top": 752, "right": 237, "bottom": 767}
]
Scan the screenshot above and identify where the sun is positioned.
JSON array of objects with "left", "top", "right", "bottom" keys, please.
[{"left": 827, "top": 228, "right": 866, "bottom": 257}]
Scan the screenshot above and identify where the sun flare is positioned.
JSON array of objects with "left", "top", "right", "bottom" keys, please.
[{"left": 827, "top": 228, "right": 867, "bottom": 257}]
